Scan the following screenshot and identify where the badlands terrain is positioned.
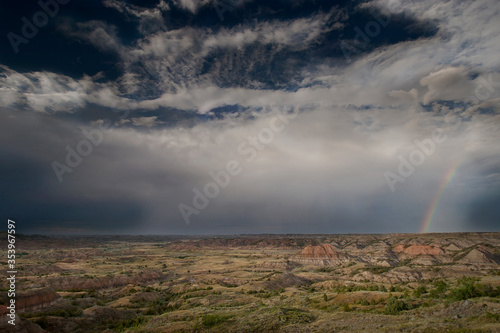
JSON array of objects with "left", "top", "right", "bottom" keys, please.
[{"left": 1, "top": 232, "right": 500, "bottom": 332}]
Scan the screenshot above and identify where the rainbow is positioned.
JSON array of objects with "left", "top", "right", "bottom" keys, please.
[{"left": 420, "top": 159, "right": 462, "bottom": 233}]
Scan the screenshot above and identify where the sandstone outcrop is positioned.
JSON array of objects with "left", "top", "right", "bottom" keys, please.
[{"left": 292, "top": 244, "right": 351, "bottom": 266}]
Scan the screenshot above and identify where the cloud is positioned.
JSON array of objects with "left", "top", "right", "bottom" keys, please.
[
  {"left": 0, "top": 67, "right": 134, "bottom": 112},
  {"left": 59, "top": 20, "right": 124, "bottom": 54},
  {"left": 3, "top": 93, "right": 498, "bottom": 233},
  {"left": 1, "top": 0, "right": 500, "bottom": 233},
  {"left": 389, "top": 88, "right": 419, "bottom": 105},
  {"left": 131, "top": 116, "right": 163, "bottom": 127},
  {"left": 173, "top": 0, "right": 212, "bottom": 13},
  {"left": 202, "top": 9, "right": 344, "bottom": 53},
  {"left": 420, "top": 66, "right": 473, "bottom": 104}
]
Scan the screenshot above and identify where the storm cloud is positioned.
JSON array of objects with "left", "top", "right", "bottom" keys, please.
[{"left": 0, "top": 0, "right": 499, "bottom": 234}]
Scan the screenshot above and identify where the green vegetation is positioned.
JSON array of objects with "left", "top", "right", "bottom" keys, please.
[
  {"left": 434, "top": 280, "right": 448, "bottom": 294},
  {"left": 364, "top": 266, "right": 392, "bottom": 274},
  {"left": 413, "top": 285, "right": 427, "bottom": 298},
  {"left": 254, "top": 288, "right": 285, "bottom": 298},
  {"left": 316, "top": 267, "right": 335, "bottom": 273},
  {"left": 111, "top": 316, "right": 148, "bottom": 331},
  {"left": 145, "top": 300, "right": 181, "bottom": 315},
  {"left": 332, "top": 283, "right": 390, "bottom": 293},
  {"left": 200, "top": 313, "right": 231, "bottom": 327},
  {"left": 385, "top": 296, "right": 409, "bottom": 315},
  {"left": 449, "top": 277, "right": 498, "bottom": 301},
  {"left": 277, "top": 307, "right": 316, "bottom": 323}
]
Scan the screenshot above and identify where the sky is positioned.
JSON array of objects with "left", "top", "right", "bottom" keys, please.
[{"left": 0, "top": 0, "right": 499, "bottom": 235}]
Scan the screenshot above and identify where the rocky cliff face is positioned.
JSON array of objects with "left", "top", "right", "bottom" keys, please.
[{"left": 15, "top": 289, "right": 60, "bottom": 312}]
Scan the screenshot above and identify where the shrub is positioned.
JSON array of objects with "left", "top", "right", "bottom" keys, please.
[
  {"left": 366, "top": 266, "right": 392, "bottom": 274},
  {"left": 113, "top": 317, "right": 147, "bottom": 331},
  {"left": 316, "top": 267, "right": 335, "bottom": 273},
  {"left": 486, "top": 311, "right": 500, "bottom": 322},
  {"left": 475, "top": 283, "right": 496, "bottom": 297},
  {"left": 358, "top": 298, "right": 370, "bottom": 306},
  {"left": 433, "top": 280, "right": 448, "bottom": 294},
  {"left": 447, "top": 277, "right": 498, "bottom": 301},
  {"left": 413, "top": 285, "right": 427, "bottom": 298},
  {"left": 201, "top": 314, "right": 230, "bottom": 327},
  {"left": 277, "top": 307, "right": 316, "bottom": 323},
  {"left": 385, "top": 296, "right": 409, "bottom": 315}
]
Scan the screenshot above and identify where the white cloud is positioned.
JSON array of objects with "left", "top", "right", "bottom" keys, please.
[
  {"left": 202, "top": 9, "right": 344, "bottom": 54},
  {"left": 389, "top": 88, "right": 419, "bottom": 105},
  {"left": 0, "top": 67, "right": 133, "bottom": 112},
  {"left": 420, "top": 66, "right": 473, "bottom": 104},
  {"left": 131, "top": 116, "right": 163, "bottom": 128}
]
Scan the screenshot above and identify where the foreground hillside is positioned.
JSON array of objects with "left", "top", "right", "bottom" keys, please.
[{"left": 1, "top": 233, "right": 500, "bottom": 332}]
